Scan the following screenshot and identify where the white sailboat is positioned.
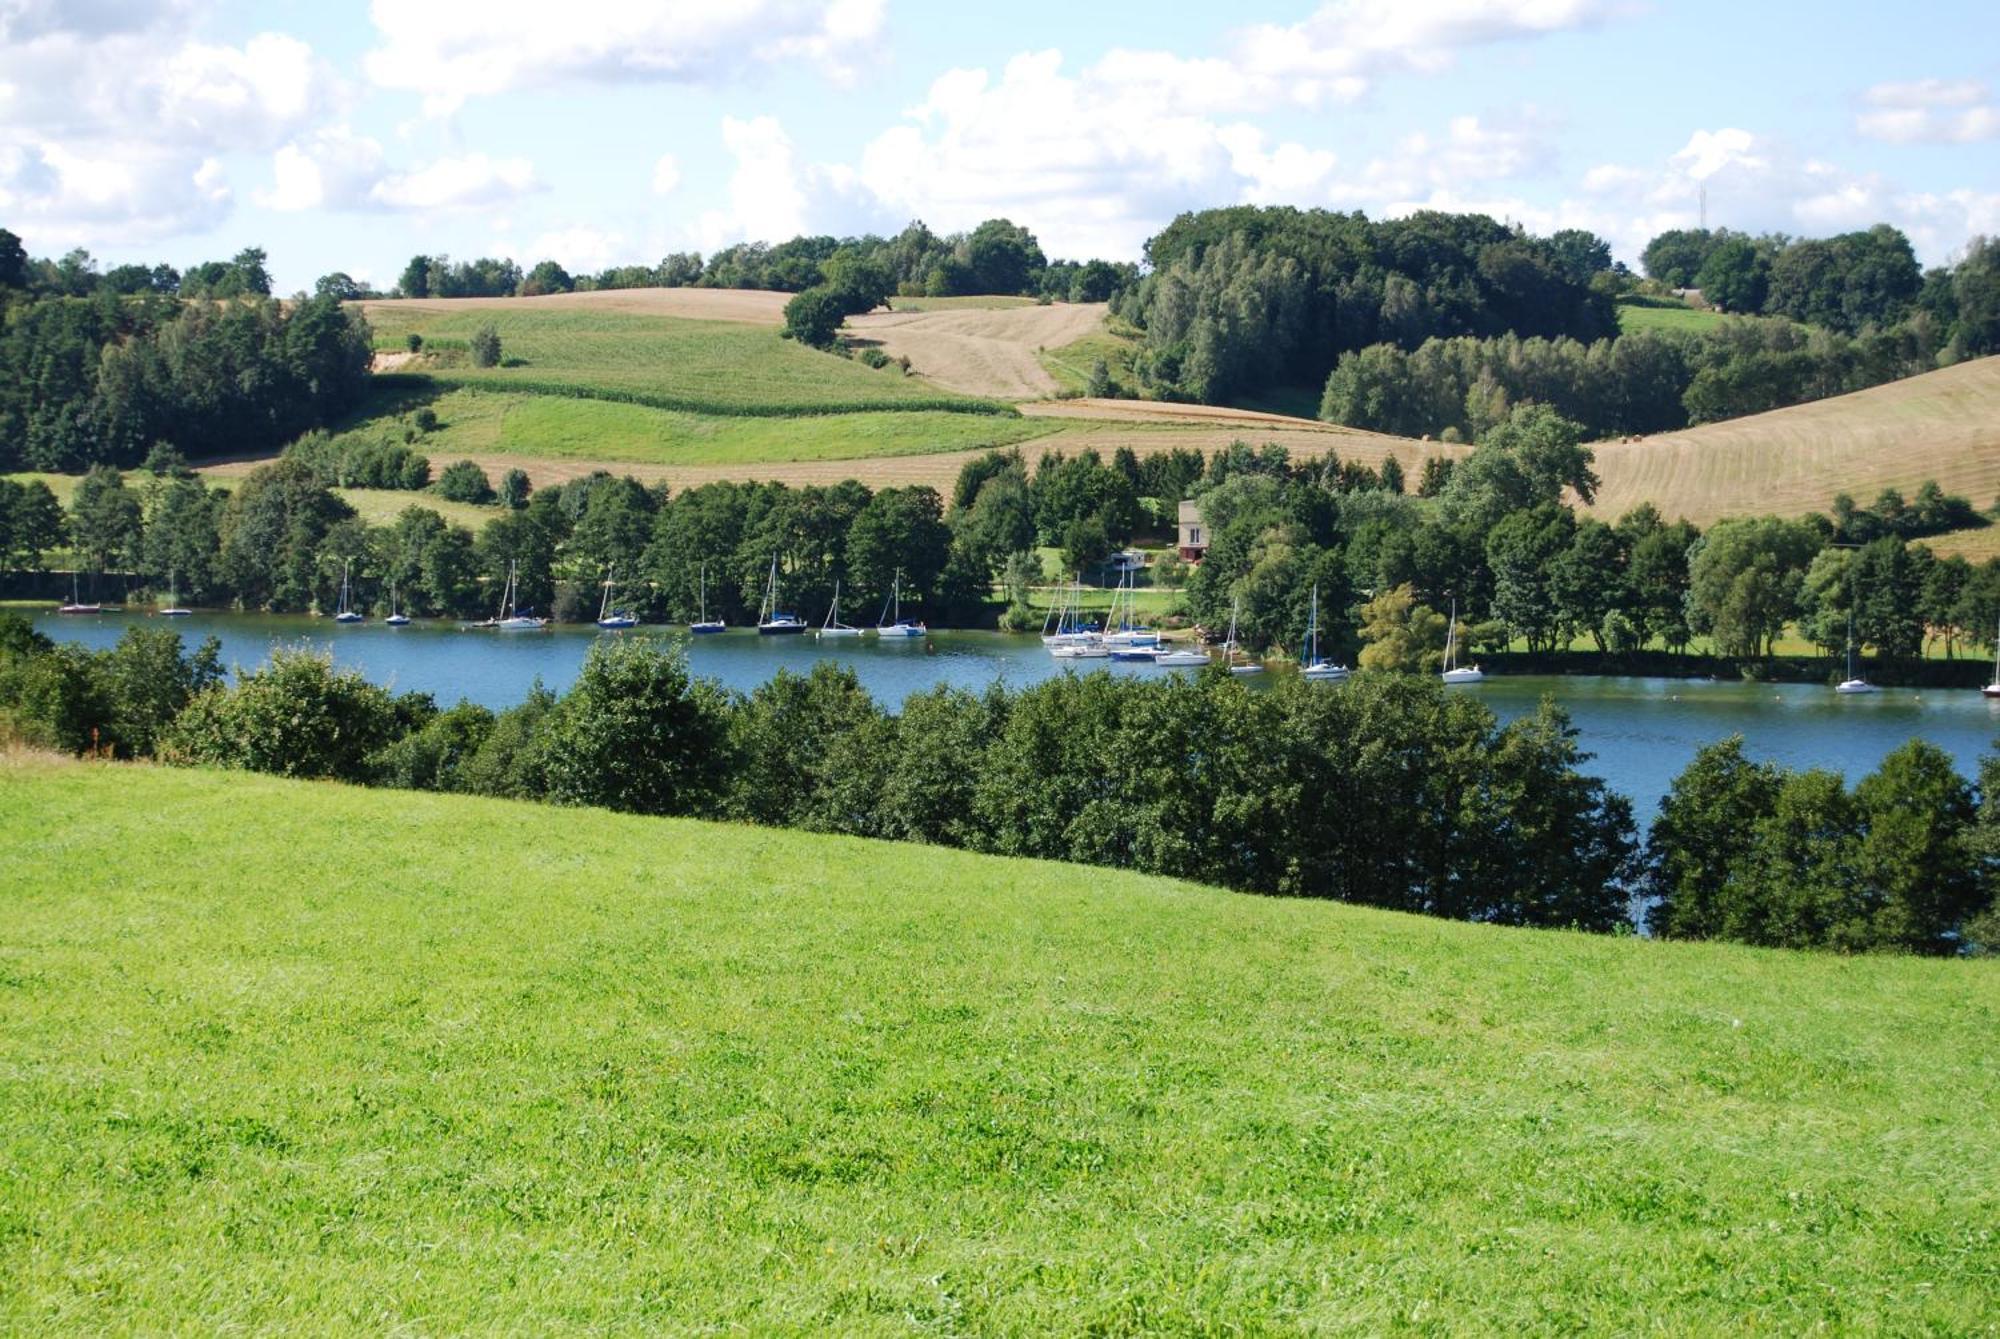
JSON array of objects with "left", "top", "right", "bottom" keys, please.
[
  {"left": 1985, "top": 612, "right": 2000, "bottom": 699},
  {"left": 1153, "top": 643, "right": 1211, "bottom": 668},
  {"left": 595, "top": 565, "right": 637, "bottom": 629},
  {"left": 1044, "top": 576, "right": 1102, "bottom": 652},
  {"left": 56, "top": 570, "right": 101, "bottom": 615},
  {"left": 1834, "top": 609, "right": 1877, "bottom": 694},
  {"left": 818, "top": 580, "right": 862, "bottom": 638},
  {"left": 385, "top": 579, "right": 410, "bottom": 626},
  {"left": 1103, "top": 569, "right": 1159, "bottom": 649},
  {"left": 875, "top": 568, "right": 926, "bottom": 638},
  {"left": 1441, "top": 598, "right": 1483, "bottom": 684},
  {"left": 475, "top": 561, "right": 548, "bottom": 630},
  {"left": 333, "top": 559, "right": 364, "bottom": 623},
  {"left": 1300, "top": 583, "right": 1348, "bottom": 681},
  {"left": 1222, "top": 599, "right": 1264, "bottom": 676},
  {"left": 690, "top": 563, "right": 725, "bottom": 634},
  {"left": 158, "top": 570, "right": 190, "bottom": 617},
  {"left": 757, "top": 555, "right": 808, "bottom": 634}
]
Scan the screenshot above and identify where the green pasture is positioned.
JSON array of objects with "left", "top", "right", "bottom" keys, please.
[{"left": 1, "top": 761, "right": 1994, "bottom": 1330}]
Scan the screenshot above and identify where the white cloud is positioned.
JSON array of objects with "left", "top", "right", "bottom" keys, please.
[
  {"left": 514, "top": 225, "right": 627, "bottom": 272},
  {"left": 0, "top": 7, "right": 341, "bottom": 246},
  {"left": 254, "top": 127, "right": 387, "bottom": 212},
  {"left": 369, "top": 153, "right": 542, "bottom": 210},
  {"left": 651, "top": 153, "right": 682, "bottom": 197},
  {"left": 364, "top": 0, "right": 886, "bottom": 116},
  {"left": 693, "top": 116, "right": 832, "bottom": 251},
  {"left": 1855, "top": 78, "right": 1999, "bottom": 144}
]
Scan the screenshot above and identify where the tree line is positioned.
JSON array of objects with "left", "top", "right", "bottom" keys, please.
[
  {"left": 5, "top": 620, "right": 1995, "bottom": 954},
  {"left": 0, "top": 231, "right": 374, "bottom": 473}
]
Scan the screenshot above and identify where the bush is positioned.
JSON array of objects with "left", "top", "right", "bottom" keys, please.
[
  {"left": 162, "top": 647, "right": 399, "bottom": 781},
  {"left": 435, "top": 460, "right": 496, "bottom": 505},
  {"left": 406, "top": 333, "right": 423, "bottom": 354},
  {"left": 499, "top": 467, "right": 531, "bottom": 510},
  {"left": 469, "top": 322, "right": 502, "bottom": 369},
  {"left": 858, "top": 347, "right": 890, "bottom": 369},
  {"left": 413, "top": 408, "right": 439, "bottom": 433},
  {"left": 537, "top": 638, "right": 733, "bottom": 815}
]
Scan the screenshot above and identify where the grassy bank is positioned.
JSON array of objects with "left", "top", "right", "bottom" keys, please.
[{"left": 2, "top": 762, "right": 1996, "bottom": 1330}]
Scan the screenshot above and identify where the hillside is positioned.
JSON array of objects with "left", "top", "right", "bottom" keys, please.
[
  {"left": 844, "top": 301, "right": 1109, "bottom": 399},
  {"left": 1588, "top": 356, "right": 2000, "bottom": 525},
  {"left": 3, "top": 760, "right": 1996, "bottom": 1331}
]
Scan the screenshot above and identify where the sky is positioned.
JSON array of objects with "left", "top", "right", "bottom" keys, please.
[{"left": 1, "top": 0, "right": 1996, "bottom": 293}]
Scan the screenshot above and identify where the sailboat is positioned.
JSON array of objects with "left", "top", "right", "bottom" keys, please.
[
  {"left": 1984, "top": 612, "right": 2000, "bottom": 699},
  {"left": 474, "top": 561, "right": 548, "bottom": 630},
  {"left": 689, "top": 563, "right": 725, "bottom": 634},
  {"left": 158, "top": 570, "right": 190, "bottom": 617},
  {"left": 1300, "top": 583, "right": 1349, "bottom": 681},
  {"left": 1222, "top": 599, "right": 1264, "bottom": 676},
  {"left": 757, "top": 555, "right": 807, "bottom": 634},
  {"left": 384, "top": 579, "right": 410, "bottom": 626},
  {"left": 818, "top": 580, "right": 862, "bottom": 638},
  {"left": 1044, "top": 576, "right": 1100, "bottom": 648},
  {"left": 1834, "top": 609, "right": 1877, "bottom": 694},
  {"left": 1103, "top": 570, "right": 1159, "bottom": 650},
  {"left": 595, "top": 565, "right": 637, "bottom": 629},
  {"left": 333, "top": 559, "right": 364, "bottom": 623},
  {"left": 56, "top": 571, "right": 101, "bottom": 615},
  {"left": 875, "top": 568, "right": 926, "bottom": 638},
  {"left": 1153, "top": 641, "right": 1211, "bottom": 668},
  {"left": 1441, "top": 598, "right": 1483, "bottom": 684}
]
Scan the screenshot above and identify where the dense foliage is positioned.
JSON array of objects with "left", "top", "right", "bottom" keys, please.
[
  {"left": 0, "top": 235, "right": 374, "bottom": 471},
  {"left": 1111, "top": 207, "right": 1619, "bottom": 404}
]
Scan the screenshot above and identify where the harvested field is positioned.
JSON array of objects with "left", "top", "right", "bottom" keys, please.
[
  {"left": 1022, "top": 397, "right": 1367, "bottom": 432},
  {"left": 845, "top": 302, "right": 1110, "bottom": 399},
  {"left": 357, "top": 286, "right": 789, "bottom": 326},
  {"left": 1588, "top": 356, "right": 2000, "bottom": 525}
]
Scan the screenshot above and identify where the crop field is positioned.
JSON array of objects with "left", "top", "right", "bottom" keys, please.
[
  {"left": 1588, "top": 355, "right": 2000, "bottom": 525},
  {"left": 843, "top": 302, "right": 1109, "bottom": 400},
  {"left": 359, "top": 287, "right": 789, "bottom": 327},
  {"left": 358, "top": 305, "right": 994, "bottom": 414},
  {"left": 3, "top": 759, "right": 1997, "bottom": 1331},
  {"left": 877, "top": 295, "right": 1041, "bottom": 312},
  {"left": 1614, "top": 295, "right": 1726, "bottom": 334}
]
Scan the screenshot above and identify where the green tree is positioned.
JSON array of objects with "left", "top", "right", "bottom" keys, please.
[
  {"left": 1685, "top": 516, "right": 1820, "bottom": 657},
  {"left": 1644, "top": 738, "right": 1783, "bottom": 939},
  {"left": 163, "top": 647, "right": 398, "bottom": 781},
  {"left": 469, "top": 321, "right": 502, "bottom": 368},
  {"left": 68, "top": 467, "right": 144, "bottom": 573},
  {"left": 499, "top": 467, "right": 532, "bottom": 510},
  {"left": 436, "top": 460, "right": 496, "bottom": 504},
  {"left": 1850, "top": 741, "right": 1986, "bottom": 954},
  {"left": 537, "top": 637, "right": 732, "bottom": 816},
  {"left": 781, "top": 286, "right": 848, "bottom": 347},
  {"left": 1357, "top": 583, "right": 1447, "bottom": 672}
]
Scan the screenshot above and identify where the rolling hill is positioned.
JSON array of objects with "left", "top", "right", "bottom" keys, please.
[
  {"left": 1587, "top": 355, "right": 2000, "bottom": 526},
  {"left": 3, "top": 758, "right": 1996, "bottom": 1330}
]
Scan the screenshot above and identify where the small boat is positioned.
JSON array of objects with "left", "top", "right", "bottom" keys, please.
[
  {"left": 1102, "top": 569, "right": 1159, "bottom": 647},
  {"left": 1441, "top": 598, "right": 1483, "bottom": 684},
  {"left": 1985, "top": 613, "right": 2000, "bottom": 699},
  {"left": 1222, "top": 600, "right": 1263, "bottom": 676},
  {"left": 57, "top": 571, "right": 101, "bottom": 615},
  {"left": 690, "top": 563, "right": 726, "bottom": 634},
  {"left": 1834, "top": 609, "right": 1876, "bottom": 694},
  {"left": 1300, "top": 582, "right": 1348, "bottom": 681},
  {"left": 757, "top": 555, "right": 808, "bottom": 635},
  {"left": 875, "top": 568, "right": 926, "bottom": 638},
  {"left": 1052, "top": 641, "right": 1109, "bottom": 660},
  {"left": 818, "top": 580, "right": 863, "bottom": 638},
  {"left": 158, "top": 570, "right": 190, "bottom": 618},
  {"left": 474, "top": 561, "right": 549, "bottom": 630},
  {"left": 595, "top": 565, "right": 638, "bottom": 629},
  {"left": 1108, "top": 644, "right": 1162, "bottom": 661},
  {"left": 1154, "top": 646, "right": 1211, "bottom": 668},
  {"left": 333, "top": 559, "right": 364, "bottom": 624},
  {"left": 385, "top": 580, "right": 410, "bottom": 626}
]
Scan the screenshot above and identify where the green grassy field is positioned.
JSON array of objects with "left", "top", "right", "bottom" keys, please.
[
  {"left": 1614, "top": 295, "right": 1726, "bottom": 334},
  {"left": 3, "top": 760, "right": 1996, "bottom": 1331},
  {"left": 1037, "top": 327, "right": 1142, "bottom": 397},
  {"left": 330, "top": 386, "right": 1058, "bottom": 468},
  {"left": 365, "top": 307, "right": 990, "bottom": 413}
]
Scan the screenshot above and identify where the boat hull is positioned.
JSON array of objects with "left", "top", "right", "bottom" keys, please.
[
  {"left": 1441, "top": 669, "right": 1485, "bottom": 684},
  {"left": 385, "top": 615, "right": 410, "bottom": 626},
  {"left": 1834, "top": 679, "right": 1879, "bottom": 695},
  {"left": 159, "top": 608, "right": 192, "bottom": 618},
  {"left": 334, "top": 613, "right": 365, "bottom": 624},
  {"left": 1154, "top": 651, "right": 1209, "bottom": 667},
  {"left": 817, "top": 627, "right": 863, "bottom": 638},
  {"left": 876, "top": 624, "right": 926, "bottom": 639},
  {"left": 1302, "top": 663, "right": 1350, "bottom": 681},
  {"left": 758, "top": 622, "right": 808, "bottom": 635},
  {"left": 1984, "top": 683, "right": 2000, "bottom": 698},
  {"left": 595, "top": 617, "right": 638, "bottom": 629},
  {"left": 689, "top": 622, "right": 726, "bottom": 635}
]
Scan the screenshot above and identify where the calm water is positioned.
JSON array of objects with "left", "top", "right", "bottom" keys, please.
[{"left": 32, "top": 609, "right": 2000, "bottom": 819}]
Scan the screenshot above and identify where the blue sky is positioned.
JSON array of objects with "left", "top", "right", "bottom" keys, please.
[{"left": 2, "top": 0, "right": 1995, "bottom": 292}]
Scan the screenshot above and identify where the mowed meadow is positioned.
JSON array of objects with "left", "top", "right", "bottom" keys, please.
[{"left": 3, "top": 760, "right": 1997, "bottom": 1332}]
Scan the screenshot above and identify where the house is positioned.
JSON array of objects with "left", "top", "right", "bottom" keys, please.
[{"left": 1177, "top": 499, "right": 1207, "bottom": 561}]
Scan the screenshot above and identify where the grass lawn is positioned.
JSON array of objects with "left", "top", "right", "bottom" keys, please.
[
  {"left": 364, "top": 307, "right": 992, "bottom": 412},
  {"left": 332, "top": 487, "right": 494, "bottom": 530},
  {"left": 1037, "top": 327, "right": 1142, "bottom": 396},
  {"left": 3, "top": 761, "right": 1996, "bottom": 1330},
  {"left": 1614, "top": 296, "right": 1726, "bottom": 334},
  {"left": 328, "top": 386, "right": 1060, "bottom": 468}
]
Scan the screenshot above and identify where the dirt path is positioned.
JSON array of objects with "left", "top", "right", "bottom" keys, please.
[{"left": 845, "top": 303, "right": 1110, "bottom": 399}]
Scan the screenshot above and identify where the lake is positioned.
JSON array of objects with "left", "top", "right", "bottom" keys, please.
[{"left": 30, "top": 609, "right": 2000, "bottom": 819}]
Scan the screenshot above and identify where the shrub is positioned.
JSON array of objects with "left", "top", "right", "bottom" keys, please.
[
  {"left": 499, "top": 467, "right": 532, "bottom": 510},
  {"left": 435, "top": 460, "right": 496, "bottom": 505},
  {"left": 413, "top": 408, "right": 439, "bottom": 433},
  {"left": 858, "top": 347, "right": 890, "bottom": 369},
  {"left": 162, "top": 647, "right": 399, "bottom": 781},
  {"left": 469, "top": 321, "right": 502, "bottom": 369},
  {"left": 537, "top": 637, "right": 733, "bottom": 816},
  {"left": 406, "top": 333, "right": 423, "bottom": 354}
]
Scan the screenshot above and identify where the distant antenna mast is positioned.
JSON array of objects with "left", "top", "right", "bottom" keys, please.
[{"left": 1699, "top": 184, "right": 1707, "bottom": 231}]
